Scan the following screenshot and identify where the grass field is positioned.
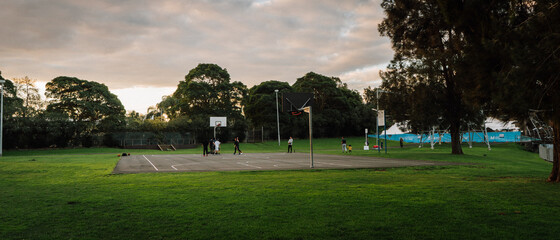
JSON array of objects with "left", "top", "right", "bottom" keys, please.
[{"left": 1, "top": 137, "right": 559, "bottom": 239}]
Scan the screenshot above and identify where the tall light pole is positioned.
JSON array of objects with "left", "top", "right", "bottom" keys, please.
[
  {"left": 375, "top": 89, "right": 389, "bottom": 154},
  {"left": 275, "top": 89, "right": 280, "bottom": 146},
  {"left": 0, "top": 79, "right": 5, "bottom": 157}
]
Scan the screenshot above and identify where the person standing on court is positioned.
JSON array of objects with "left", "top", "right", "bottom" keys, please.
[
  {"left": 234, "top": 137, "right": 243, "bottom": 155},
  {"left": 288, "top": 137, "right": 293, "bottom": 153},
  {"left": 341, "top": 137, "right": 347, "bottom": 153},
  {"left": 214, "top": 139, "right": 221, "bottom": 155},
  {"left": 210, "top": 138, "right": 215, "bottom": 155},
  {"left": 202, "top": 139, "right": 209, "bottom": 157}
]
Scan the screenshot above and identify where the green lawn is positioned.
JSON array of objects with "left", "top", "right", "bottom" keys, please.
[{"left": 1, "top": 137, "right": 558, "bottom": 239}]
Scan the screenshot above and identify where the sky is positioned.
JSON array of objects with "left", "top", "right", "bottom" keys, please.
[{"left": 0, "top": 0, "right": 393, "bottom": 113}]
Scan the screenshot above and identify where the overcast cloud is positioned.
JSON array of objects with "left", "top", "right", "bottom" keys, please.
[{"left": 0, "top": 0, "right": 392, "bottom": 112}]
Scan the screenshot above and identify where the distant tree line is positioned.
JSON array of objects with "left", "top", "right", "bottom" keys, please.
[{"left": 0, "top": 64, "right": 377, "bottom": 149}]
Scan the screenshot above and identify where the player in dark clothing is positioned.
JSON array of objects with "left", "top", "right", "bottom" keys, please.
[
  {"left": 202, "top": 139, "right": 209, "bottom": 157},
  {"left": 210, "top": 138, "right": 215, "bottom": 155},
  {"left": 233, "top": 137, "right": 243, "bottom": 155}
]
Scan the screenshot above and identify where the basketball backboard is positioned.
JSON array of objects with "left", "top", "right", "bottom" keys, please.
[
  {"left": 282, "top": 93, "right": 314, "bottom": 113},
  {"left": 210, "top": 116, "right": 227, "bottom": 127}
]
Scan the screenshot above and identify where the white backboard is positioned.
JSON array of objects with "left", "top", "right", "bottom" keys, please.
[
  {"left": 377, "top": 110, "right": 385, "bottom": 126},
  {"left": 210, "top": 117, "right": 227, "bottom": 127}
]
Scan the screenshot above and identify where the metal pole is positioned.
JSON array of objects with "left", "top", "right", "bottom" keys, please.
[
  {"left": 365, "top": 128, "right": 368, "bottom": 149},
  {"left": 384, "top": 113, "right": 387, "bottom": 154},
  {"left": 376, "top": 89, "right": 379, "bottom": 152},
  {"left": 309, "top": 106, "right": 313, "bottom": 168},
  {"left": 0, "top": 82, "right": 3, "bottom": 157},
  {"left": 377, "top": 117, "right": 380, "bottom": 153},
  {"left": 275, "top": 90, "right": 280, "bottom": 146}
]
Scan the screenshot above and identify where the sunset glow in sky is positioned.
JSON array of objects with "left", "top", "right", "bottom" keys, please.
[{"left": 1, "top": 0, "right": 392, "bottom": 113}]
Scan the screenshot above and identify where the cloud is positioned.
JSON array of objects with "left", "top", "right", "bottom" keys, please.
[{"left": 0, "top": 0, "right": 392, "bottom": 111}]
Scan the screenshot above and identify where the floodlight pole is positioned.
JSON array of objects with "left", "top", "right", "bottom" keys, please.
[
  {"left": 275, "top": 89, "right": 280, "bottom": 146},
  {"left": 376, "top": 90, "right": 380, "bottom": 153},
  {"left": 0, "top": 79, "right": 4, "bottom": 157},
  {"left": 384, "top": 113, "right": 387, "bottom": 154},
  {"left": 376, "top": 89, "right": 391, "bottom": 154}
]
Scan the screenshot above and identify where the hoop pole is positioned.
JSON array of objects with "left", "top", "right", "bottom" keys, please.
[
  {"left": 275, "top": 90, "right": 281, "bottom": 146},
  {"left": 0, "top": 83, "right": 3, "bottom": 157},
  {"left": 308, "top": 106, "right": 313, "bottom": 168}
]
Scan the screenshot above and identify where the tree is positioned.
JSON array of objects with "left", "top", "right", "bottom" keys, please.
[
  {"left": 171, "top": 63, "right": 248, "bottom": 142},
  {"left": 12, "top": 76, "right": 43, "bottom": 117},
  {"left": 1, "top": 72, "right": 26, "bottom": 148},
  {"left": 0, "top": 72, "right": 24, "bottom": 120},
  {"left": 378, "top": 0, "right": 484, "bottom": 154},
  {"left": 243, "top": 80, "right": 292, "bottom": 139},
  {"left": 157, "top": 95, "right": 180, "bottom": 119},
  {"left": 46, "top": 76, "right": 126, "bottom": 138},
  {"left": 514, "top": 1, "right": 560, "bottom": 182},
  {"left": 292, "top": 72, "right": 367, "bottom": 137},
  {"left": 457, "top": 1, "right": 560, "bottom": 181}
]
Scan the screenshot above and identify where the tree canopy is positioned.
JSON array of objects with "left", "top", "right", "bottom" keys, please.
[
  {"left": 455, "top": 0, "right": 560, "bottom": 181},
  {"left": 170, "top": 63, "right": 248, "bottom": 141},
  {"left": 378, "top": 0, "right": 486, "bottom": 154},
  {"left": 46, "top": 76, "right": 126, "bottom": 133},
  {"left": 291, "top": 72, "right": 371, "bottom": 137}
]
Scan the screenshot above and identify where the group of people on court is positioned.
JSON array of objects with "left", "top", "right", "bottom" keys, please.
[
  {"left": 201, "top": 137, "right": 243, "bottom": 157},
  {"left": 202, "top": 136, "right": 393, "bottom": 156},
  {"left": 202, "top": 138, "right": 221, "bottom": 156}
]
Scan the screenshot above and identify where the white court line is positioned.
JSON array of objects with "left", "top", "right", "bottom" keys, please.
[
  {"left": 236, "top": 161, "right": 262, "bottom": 169},
  {"left": 170, "top": 162, "right": 202, "bottom": 170},
  {"left": 142, "top": 155, "right": 159, "bottom": 171},
  {"left": 315, "top": 161, "right": 353, "bottom": 167}
]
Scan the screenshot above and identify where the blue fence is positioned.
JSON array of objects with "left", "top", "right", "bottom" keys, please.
[{"left": 368, "top": 131, "right": 524, "bottom": 143}]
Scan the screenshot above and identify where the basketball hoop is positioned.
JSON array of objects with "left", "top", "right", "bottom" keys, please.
[{"left": 290, "top": 111, "right": 302, "bottom": 116}]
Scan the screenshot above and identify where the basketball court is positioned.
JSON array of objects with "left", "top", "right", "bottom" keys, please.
[{"left": 112, "top": 152, "right": 463, "bottom": 174}]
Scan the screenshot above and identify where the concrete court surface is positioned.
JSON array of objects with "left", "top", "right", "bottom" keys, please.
[{"left": 112, "top": 152, "right": 463, "bottom": 174}]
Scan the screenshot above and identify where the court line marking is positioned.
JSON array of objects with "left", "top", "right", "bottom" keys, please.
[
  {"left": 315, "top": 161, "right": 353, "bottom": 167},
  {"left": 170, "top": 162, "right": 203, "bottom": 170},
  {"left": 142, "top": 155, "right": 159, "bottom": 171},
  {"left": 236, "top": 161, "right": 262, "bottom": 169}
]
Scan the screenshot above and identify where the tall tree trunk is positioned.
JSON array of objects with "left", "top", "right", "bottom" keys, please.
[
  {"left": 547, "top": 115, "right": 560, "bottom": 182},
  {"left": 450, "top": 119, "right": 464, "bottom": 155},
  {"left": 444, "top": 73, "right": 463, "bottom": 155}
]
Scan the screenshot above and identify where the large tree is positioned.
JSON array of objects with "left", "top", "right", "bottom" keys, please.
[
  {"left": 378, "top": 0, "right": 484, "bottom": 154},
  {"left": 12, "top": 76, "right": 43, "bottom": 118},
  {"left": 243, "top": 80, "right": 292, "bottom": 139},
  {"left": 0, "top": 72, "right": 24, "bottom": 120},
  {"left": 171, "top": 63, "right": 248, "bottom": 141},
  {"left": 511, "top": 1, "right": 560, "bottom": 182},
  {"left": 46, "top": 76, "right": 126, "bottom": 134},
  {"left": 292, "top": 72, "right": 368, "bottom": 137},
  {"left": 456, "top": 1, "right": 560, "bottom": 181}
]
